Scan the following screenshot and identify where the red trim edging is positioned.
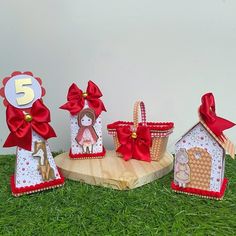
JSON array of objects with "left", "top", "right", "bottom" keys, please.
[
  {"left": 69, "top": 147, "right": 106, "bottom": 159},
  {"left": 11, "top": 169, "right": 65, "bottom": 197},
  {"left": 107, "top": 121, "right": 174, "bottom": 131},
  {"left": 171, "top": 178, "right": 228, "bottom": 199}
]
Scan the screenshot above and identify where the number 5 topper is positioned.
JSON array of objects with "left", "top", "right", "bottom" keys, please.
[
  {"left": 0, "top": 71, "right": 56, "bottom": 151},
  {"left": 0, "top": 71, "right": 46, "bottom": 110}
]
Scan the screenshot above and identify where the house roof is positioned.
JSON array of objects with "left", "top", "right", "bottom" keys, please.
[{"left": 176, "top": 120, "right": 235, "bottom": 159}]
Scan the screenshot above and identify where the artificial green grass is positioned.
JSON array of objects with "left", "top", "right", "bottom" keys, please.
[{"left": 0, "top": 155, "right": 236, "bottom": 236}]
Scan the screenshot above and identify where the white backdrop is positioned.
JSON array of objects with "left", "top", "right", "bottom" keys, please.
[{"left": 0, "top": 0, "right": 236, "bottom": 154}]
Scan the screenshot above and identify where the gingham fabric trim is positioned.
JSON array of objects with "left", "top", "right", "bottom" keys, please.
[{"left": 108, "top": 128, "right": 173, "bottom": 138}]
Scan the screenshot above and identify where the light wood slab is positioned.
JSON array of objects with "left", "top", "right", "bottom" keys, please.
[{"left": 55, "top": 150, "right": 174, "bottom": 190}]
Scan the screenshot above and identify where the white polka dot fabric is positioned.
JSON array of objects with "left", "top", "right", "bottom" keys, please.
[
  {"left": 15, "top": 131, "right": 61, "bottom": 188},
  {"left": 175, "top": 122, "right": 225, "bottom": 192}
]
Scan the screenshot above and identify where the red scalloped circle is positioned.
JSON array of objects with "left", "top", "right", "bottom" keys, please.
[{"left": 0, "top": 71, "right": 46, "bottom": 109}]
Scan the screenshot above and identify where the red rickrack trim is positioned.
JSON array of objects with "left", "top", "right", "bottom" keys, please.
[
  {"left": 171, "top": 178, "right": 228, "bottom": 200},
  {"left": 11, "top": 169, "right": 65, "bottom": 197},
  {"left": 107, "top": 121, "right": 174, "bottom": 131},
  {"left": 69, "top": 147, "right": 106, "bottom": 159}
]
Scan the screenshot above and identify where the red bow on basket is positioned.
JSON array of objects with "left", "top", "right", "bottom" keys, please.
[
  {"left": 116, "top": 126, "right": 152, "bottom": 162},
  {"left": 199, "top": 93, "right": 235, "bottom": 141},
  {"left": 60, "top": 81, "right": 106, "bottom": 117},
  {"left": 4, "top": 99, "right": 56, "bottom": 151}
]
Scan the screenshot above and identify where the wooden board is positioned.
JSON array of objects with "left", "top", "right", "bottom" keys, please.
[{"left": 55, "top": 150, "right": 174, "bottom": 190}]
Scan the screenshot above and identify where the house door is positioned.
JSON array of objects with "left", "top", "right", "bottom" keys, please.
[{"left": 187, "top": 147, "right": 212, "bottom": 191}]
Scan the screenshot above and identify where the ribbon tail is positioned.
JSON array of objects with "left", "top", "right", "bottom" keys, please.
[
  {"left": 87, "top": 99, "right": 106, "bottom": 117},
  {"left": 4, "top": 129, "right": 32, "bottom": 151},
  {"left": 206, "top": 116, "right": 235, "bottom": 141},
  {"left": 133, "top": 142, "right": 151, "bottom": 162},
  {"left": 60, "top": 102, "right": 72, "bottom": 111},
  {"left": 60, "top": 101, "right": 84, "bottom": 115},
  {"left": 217, "top": 116, "right": 235, "bottom": 131},
  {"left": 117, "top": 143, "right": 132, "bottom": 161},
  {"left": 32, "top": 123, "right": 57, "bottom": 140}
]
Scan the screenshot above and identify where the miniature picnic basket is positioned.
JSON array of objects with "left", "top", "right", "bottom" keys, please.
[{"left": 107, "top": 101, "right": 174, "bottom": 162}]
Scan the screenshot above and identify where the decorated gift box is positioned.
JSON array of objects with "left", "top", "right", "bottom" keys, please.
[
  {"left": 107, "top": 101, "right": 174, "bottom": 162},
  {"left": 0, "top": 71, "right": 64, "bottom": 196},
  {"left": 60, "top": 81, "right": 106, "bottom": 159},
  {"left": 171, "top": 93, "right": 235, "bottom": 200}
]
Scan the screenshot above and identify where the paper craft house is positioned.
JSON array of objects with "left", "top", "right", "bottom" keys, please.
[
  {"left": 60, "top": 81, "right": 106, "bottom": 159},
  {"left": 171, "top": 93, "right": 235, "bottom": 200}
]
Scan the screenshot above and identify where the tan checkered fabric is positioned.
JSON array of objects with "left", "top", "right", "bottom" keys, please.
[
  {"left": 200, "top": 120, "right": 235, "bottom": 159},
  {"left": 187, "top": 147, "right": 212, "bottom": 190}
]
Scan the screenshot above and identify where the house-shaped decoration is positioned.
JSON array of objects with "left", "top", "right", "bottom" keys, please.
[
  {"left": 60, "top": 81, "right": 106, "bottom": 159},
  {"left": 171, "top": 93, "right": 235, "bottom": 200}
]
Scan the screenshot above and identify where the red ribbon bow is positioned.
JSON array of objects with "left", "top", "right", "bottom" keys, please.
[
  {"left": 116, "top": 126, "right": 152, "bottom": 162},
  {"left": 60, "top": 81, "right": 106, "bottom": 117},
  {"left": 4, "top": 99, "right": 56, "bottom": 151},
  {"left": 199, "top": 93, "right": 235, "bottom": 141}
]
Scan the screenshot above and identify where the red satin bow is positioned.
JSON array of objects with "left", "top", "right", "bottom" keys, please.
[
  {"left": 60, "top": 81, "right": 106, "bottom": 117},
  {"left": 199, "top": 93, "right": 235, "bottom": 141},
  {"left": 4, "top": 99, "right": 56, "bottom": 151},
  {"left": 116, "top": 126, "right": 152, "bottom": 162}
]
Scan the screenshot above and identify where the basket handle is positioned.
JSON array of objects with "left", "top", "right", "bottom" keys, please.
[{"left": 133, "top": 101, "right": 147, "bottom": 131}]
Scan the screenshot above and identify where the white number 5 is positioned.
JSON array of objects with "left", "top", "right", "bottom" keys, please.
[{"left": 15, "top": 78, "right": 35, "bottom": 106}]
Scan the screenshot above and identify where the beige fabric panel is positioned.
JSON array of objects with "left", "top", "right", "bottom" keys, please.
[{"left": 187, "top": 147, "right": 212, "bottom": 191}]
